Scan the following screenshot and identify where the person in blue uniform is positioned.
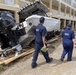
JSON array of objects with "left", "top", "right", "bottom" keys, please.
[
  {"left": 31, "top": 16, "right": 53, "bottom": 68},
  {"left": 60, "top": 23, "right": 75, "bottom": 61}
]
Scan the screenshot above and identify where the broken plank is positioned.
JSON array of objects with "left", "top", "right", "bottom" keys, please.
[
  {"left": 2, "top": 48, "right": 34, "bottom": 65},
  {"left": 0, "top": 61, "right": 4, "bottom": 65}
]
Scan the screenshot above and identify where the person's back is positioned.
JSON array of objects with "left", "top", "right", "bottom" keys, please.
[
  {"left": 62, "top": 28, "right": 74, "bottom": 46},
  {"left": 35, "top": 24, "right": 47, "bottom": 44}
]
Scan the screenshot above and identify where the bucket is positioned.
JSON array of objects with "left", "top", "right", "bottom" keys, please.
[{"left": 41, "top": 47, "right": 47, "bottom": 52}]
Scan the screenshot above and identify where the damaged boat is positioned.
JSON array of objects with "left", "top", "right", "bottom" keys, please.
[{"left": 0, "top": 1, "right": 60, "bottom": 55}]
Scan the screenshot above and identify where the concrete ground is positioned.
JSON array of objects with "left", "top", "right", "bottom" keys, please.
[{"left": 1, "top": 43, "right": 76, "bottom": 75}]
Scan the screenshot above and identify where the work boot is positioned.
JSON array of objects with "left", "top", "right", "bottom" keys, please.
[
  {"left": 31, "top": 62, "right": 37, "bottom": 68},
  {"left": 67, "top": 59, "right": 72, "bottom": 61},
  {"left": 46, "top": 57, "right": 53, "bottom": 63}
]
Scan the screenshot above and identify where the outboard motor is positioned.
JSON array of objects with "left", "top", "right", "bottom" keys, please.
[{"left": 0, "top": 11, "right": 22, "bottom": 54}]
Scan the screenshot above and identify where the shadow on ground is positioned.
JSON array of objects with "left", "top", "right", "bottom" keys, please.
[
  {"left": 35, "top": 58, "right": 63, "bottom": 68},
  {"left": 36, "top": 57, "right": 75, "bottom": 68}
]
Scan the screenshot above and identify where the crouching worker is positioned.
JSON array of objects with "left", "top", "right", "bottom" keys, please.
[
  {"left": 31, "top": 16, "right": 53, "bottom": 68},
  {"left": 60, "top": 23, "right": 75, "bottom": 61}
]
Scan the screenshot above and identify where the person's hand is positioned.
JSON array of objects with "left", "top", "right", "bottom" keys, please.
[
  {"left": 74, "top": 43, "right": 76, "bottom": 48},
  {"left": 74, "top": 45, "right": 76, "bottom": 48},
  {"left": 43, "top": 44, "right": 46, "bottom": 49}
]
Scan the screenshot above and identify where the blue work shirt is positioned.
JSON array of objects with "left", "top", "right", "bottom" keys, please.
[
  {"left": 34, "top": 24, "right": 47, "bottom": 44},
  {"left": 62, "top": 28, "right": 75, "bottom": 46}
]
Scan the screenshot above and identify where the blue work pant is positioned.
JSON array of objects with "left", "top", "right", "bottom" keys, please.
[
  {"left": 32, "top": 43, "right": 50, "bottom": 65},
  {"left": 61, "top": 44, "right": 73, "bottom": 61}
]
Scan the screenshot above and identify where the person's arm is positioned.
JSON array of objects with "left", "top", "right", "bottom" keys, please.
[
  {"left": 72, "top": 31, "right": 75, "bottom": 43},
  {"left": 42, "top": 36, "right": 46, "bottom": 48},
  {"left": 73, "top": 39, "right": 75, "bottom": 43},
  {"left": 71, "top": 31, "right": 76, "bottom": 48},
  {"left": 42, "top": 28, "right": 47, "bottom": 48}
]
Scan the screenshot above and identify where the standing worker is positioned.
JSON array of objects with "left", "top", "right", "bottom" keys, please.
[
  {"left": 60, "top": 23, "right": 75, "bottom": 61},
  {"left": 31, "top": 16, "right": 53, "bottom": 68}
]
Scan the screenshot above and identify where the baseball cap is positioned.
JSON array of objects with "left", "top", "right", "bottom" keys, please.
[
  {"left": 67, "top": 23, "right": 72, "bottom": 27},
  {"left": 39, "top": 16, "right": 45, "bottom": 21}
]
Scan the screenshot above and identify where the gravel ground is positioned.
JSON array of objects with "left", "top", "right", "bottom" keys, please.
[{"left": 1, "top": 36, "right": 76, "bottom": 75}]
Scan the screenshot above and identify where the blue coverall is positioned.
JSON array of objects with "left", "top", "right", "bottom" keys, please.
[
  {"left": 32, "top": 24, "right": 51, "bottom": 67},
  {"left": 61, "top": 28, "right": 75, "bottom": 61}
]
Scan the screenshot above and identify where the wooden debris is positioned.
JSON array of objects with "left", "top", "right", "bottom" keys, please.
[
  {"left": 0, "top": 36, "right": 60, "bottom": 65},
  {"left": 0, "top": 48, "right": 34, "bottom": 65},
  {"left": 0, "top": 48, "right": 16, "bottom": 54}
]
